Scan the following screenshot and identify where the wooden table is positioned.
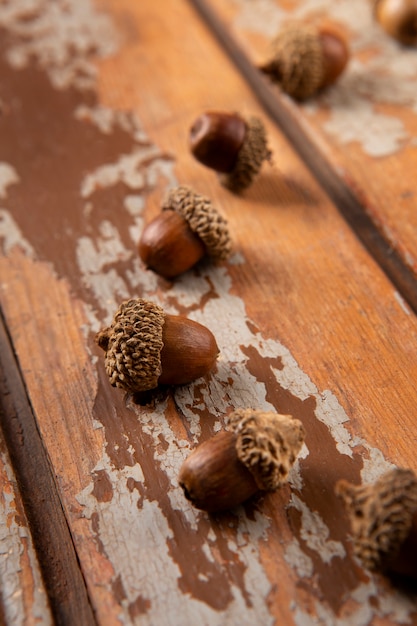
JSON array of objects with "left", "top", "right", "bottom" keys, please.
[{"left": 1, "top": 0, "right": 417, "bottom": 624}]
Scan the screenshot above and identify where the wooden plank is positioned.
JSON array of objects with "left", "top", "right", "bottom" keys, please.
[
  {"left": 0, "top": 0, "right": 416, "bottom": 624},
  {"left": 192, "top": 0, "right": 417, "bottom": 303},
  {"left": 0, "top": 423, "right": 53, "bottom": 626},
  {"left": 0, "top": 314, "right": 96, "bottom": 626}
]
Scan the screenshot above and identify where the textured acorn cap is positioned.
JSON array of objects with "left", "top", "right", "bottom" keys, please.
[
  {"left": 95, "top": 298, "right": 165, "bottom": 393},
  {"left": 161, "top": 185, "right": 231, "bottom": 261},
  {"left": 220, "top": 116, "right": 270, "bottom": 192},
  {"left": 261, "top": 23, "right": 324, "bottom": 100},
  {"left": 226, "top": 409, "right": 305, "bottom": 491},
  {"left": 336, "top": 468, "right": 417, "bottom": 572}
]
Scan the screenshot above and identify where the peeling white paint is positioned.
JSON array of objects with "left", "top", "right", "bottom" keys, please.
[
  {"left": 0, "top": 209, "right": 35, "bottom": 258},
  {"left": 77, "top": 448, "right": 274, "bottom": 626},
  {"left": 359, "top": 445, "right": 395, "bottom": 484},
  {"left": 0, "top": 0, "right": 119, "bottom": 90},
  {"left": 290, "top": 495, "right": 346, "bottom": 563},
  {"left": 1, "top": 0, "right": 413, "bottom": 623},
  {"left": 295, "top": 579, "right": 416, "bottom": 626},
  {"left": 231, "top": 0, "right": 417, "bottom": 156},
  {"left": 0, "top": 163, "right": 19, "bottom": 199},
  {"left": 75, "top": 105, "right": 149, "bottom": 143},
  {"left": 0, "top": 444, "right": 52, "bottom": 626},
  {"left": 320, "top": 79, "right": 407, "bottom": 157},
  {"left": 78, "top": 226, "right": 411, "bottom": 622},
  {"left": 284, "top": 539, "right": 314, "bottom": 578}
]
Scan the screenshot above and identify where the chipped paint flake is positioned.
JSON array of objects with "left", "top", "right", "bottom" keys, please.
[
  {"left": 77, "top": 447, "right": 274, "bottom": 626},
  {"left": 0, "top": 163, "right": 19, "bottom": 199},
  {"left": 0, "top": 209, "right": 35, "bottom": 258},
  {"left": 0, "top": 0, "right": 119, "bottom": 90},
  {"left": 290, "top": 495, "right": 346, "bottom": 563},
  {"left": 231, "top": 0, "right": 417, "bottom": 156},
  {"left": 284, "top": 539, "right": 314, "bottom": 578},
  {"left": 319, "top": 80, "right": 407, "bottom": 157},
  {"left": 0, "top": 444, "right": 52, "bottom": 626}
]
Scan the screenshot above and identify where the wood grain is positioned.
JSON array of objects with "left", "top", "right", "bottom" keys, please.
[
  {"left": 0, "top": 422, "right": 52, "bottom": 626},
  {"left": 195, "top": 0, "right": 417, "bottom": 301},
  {"left": 0, "top": 311, "right": 95, "bottom": 626},
  {"left": 0, "top": 0, "right": 416, "bottom": 624}
]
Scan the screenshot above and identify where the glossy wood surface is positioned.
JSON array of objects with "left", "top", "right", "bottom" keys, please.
[{"left": 0, "top": 1, "right": 416, "bottom": 624}]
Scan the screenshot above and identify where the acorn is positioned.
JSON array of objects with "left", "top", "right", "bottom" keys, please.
[
  {"left": 95, "top": 298, "right": 219, "bottom": 393},
  {"left": 259, "top": 22, "right": 349, "bottom": 100},
  {"left": 189, "top": 112, "right": 271, "bottom": 192},
  {"left": 336, "top": 468, "right": 417, "bottom": 579},
  {"left": 179, "top": 409, "right": 305, "bottom": 513},
  {"left": 138, "top": 185, "right": 232, "bottom": 278},
  {"left": 373, "top": 0, "right": 417, "bottom": 45}
]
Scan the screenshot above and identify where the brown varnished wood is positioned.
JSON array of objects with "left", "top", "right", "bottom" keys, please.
[
  {"left": 0, "top": 0, "right": 416, "bottom": 624},
  {"left": 188, "top": 0, "right": 417, "bottom": 314},
  {"left": 0, "top": 429, "right": 53, "bottom": 625},
  {"left": 0, "top": 311, "right": 95, "bottom": 626},
  {"left": 191, "top": 0, "right": 417, "bottom": 310}
]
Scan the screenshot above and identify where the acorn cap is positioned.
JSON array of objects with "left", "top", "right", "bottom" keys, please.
[
  {"left": 161, "top": 185, "right": 231, "bottom": 261},
  {"left": 220, "top": 116, "right": 270, "bottom": 193},
  {"left": 226, "top": 409, "right": 305, "bottom": 491},
  {"left": 336, "top": 468, "right": 417, "bottom": 572},
  {"left": 95, "top": 298, "right": 165, "bottom": 392},
  {"left": 261, "top": 23, "right": 324, "bottom": 100}
]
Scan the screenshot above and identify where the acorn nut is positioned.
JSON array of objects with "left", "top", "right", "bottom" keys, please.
[
  {"left": 138, "top": 185, "right": 231, "bottom": 278},
  {"left": 96, "top": 298, "right": 219, "bottom": 393},
  {"left": 179, "top": 409, "right": 305, "bottom": 513},
  {"left": 373, "top": 0, "right": 417, "bottom": 45},
  {"left": 259, "top": 22, "right": 349, "bottom": 100},
  {"left": 189, "top": 112, "right": 271, "bottom": 192},
  {"left": 336, "top": 468, "right": 417, "bottom": 579}
]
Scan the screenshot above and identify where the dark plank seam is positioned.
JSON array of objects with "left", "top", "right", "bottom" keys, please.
[
  {"left": 188, "top": 0, "right": 417, "bottom": 314},
  {"left": 0, "top": 307, "right": 96, "bottom": 626}
]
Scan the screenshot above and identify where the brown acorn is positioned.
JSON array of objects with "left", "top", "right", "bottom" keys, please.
[
  {"left": 138, "top": 185, "right": 231, "bottom": 278},
  {"left": 336, "top": 468, "right": 417, "bottom": 579},
  {"left": 96, "top": 298, "right": 219, "bottom": 393},
  {"left": 189, "top": 112, "right": 271, "bottom": 192},
  {"left": 179, "top": 409, "right": 305, "bottom": 513},
  {"left": 373, "top": 0, "right": 417, "bottom": 45},
  {"left": 259, "top": 22, "right": 349, "bottom": 100}
]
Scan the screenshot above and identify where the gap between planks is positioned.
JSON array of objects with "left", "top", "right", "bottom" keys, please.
[
  {"left": 0, "top": 308, "right": 96, "bottom": 626},
  {"left": 188, "top": 0, "right": 417, "bottom": 315}
]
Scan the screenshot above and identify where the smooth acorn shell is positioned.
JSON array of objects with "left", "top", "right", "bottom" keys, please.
[
  {"left": 189, "top": 112, "right": 247, "bottom": 173},
  {"left": 375, "top": 0, "right": 417, "bottom": 44},
  {"left": 159, "top": 314, "right": 219, "bottom": 386},
  {"left": 138, "top": 209, "right": 206, "bottom": 278},
  {"left": 319, "top": 26, "right": 350, "bottom": 87},
  {"left": 179, "top": 431, "right": 259, "bottom": 512}
]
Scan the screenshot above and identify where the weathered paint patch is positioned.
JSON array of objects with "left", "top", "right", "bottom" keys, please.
[
  {"left": 0, "top": 0, "right": 119, "bottom": 90},
  {"left": 232, "top": 0, "right": 417, "bottom": 156},
  {"left": 0, "top": 162, "right": 19, "bottom": 198},
  {"left": 0, "top": 438, "right": 52, "bottom": 626},
  {"left": 294, "top": 579, "right": 417, "bottom": 626},
  {"left": 0, "top": 1, "right": 415, "bottom": 625},
  {"left": 0, "top": 210, "right": 35, "bottom": 258}
]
